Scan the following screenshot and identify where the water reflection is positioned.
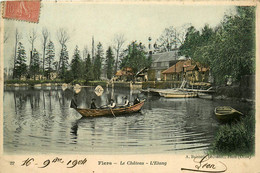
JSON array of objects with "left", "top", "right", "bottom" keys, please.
[{"left": 3, "top": 86, "right": 253, "bottom": 154}]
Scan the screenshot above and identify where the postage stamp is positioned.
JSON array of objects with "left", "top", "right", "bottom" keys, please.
[{"left": 2, "top": 1, "right": 40, "bottom": 23}]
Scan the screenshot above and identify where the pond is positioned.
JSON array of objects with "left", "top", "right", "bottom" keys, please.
[{"left": 3, "top": 86, "right": 253, "bottom": 154}]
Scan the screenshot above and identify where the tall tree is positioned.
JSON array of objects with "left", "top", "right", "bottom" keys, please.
[
  {"left": 113, "top": 33, "right": 125, "bottom": 74},
  {"left": 42, "top": 28, "right": 49, "bottom": 76},
  {"left": 59, "top": 45, "right": 69, "bottom": 79},
  {"left": 28, "top": 29, "right": 37, "bottom": 69},
  {"left": 179, "top": 26, "right": 200, "bottom": 58},
  {"left": 157, "top": 25, "right": 188, "bottom": 52},
  {"left": 84, "top": 53, "right": 94, "bottom": 81},
  {"left": 82, "top": 45, "right": 88, "bottom": 60},
  {"left": 45, "top": 41, "right": 55, "bottom": 79},
  {"left": 13, "top": 42, "right": 27, "bottom": 79},
  {"left": 57, "top": 28, "right": 70, "bottom": 74},
  {"left": 71, "top": 45, "right": 83, "bottom": 79},
  {"left": 120, "top": 41, "right": 150, "bottom": 76},
  {"left": 13, "top": 29, "right": 22, "bottom": 79},
  {"left": 93, "top": 42, "right": 104, "bottom": 80},
  {"left": 29, "top": 49, "right": 41, "bottom": 80},
  {"left": 4, "top": 31, "right": 9, "bottom": 43},
  {"left": 106, "top": 46, "right": 115, "bottom": 80}
]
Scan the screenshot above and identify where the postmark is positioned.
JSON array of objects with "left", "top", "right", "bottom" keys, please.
[{"left": 2, "top": 1, "right": 41, "bottom": 23}]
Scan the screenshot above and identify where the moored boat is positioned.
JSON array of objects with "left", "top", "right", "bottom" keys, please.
[
  {"left": 159, "top": 91, "right": 197, "bottom": 98},
  {"left": 214, "top": 106, "right": 243, "bottom": 122},
  {"left": 72, "top": 100, "right": 145, "bottom": 117},
  {"left": 198, "top": 92, "right": 213, "bottom": 100}
]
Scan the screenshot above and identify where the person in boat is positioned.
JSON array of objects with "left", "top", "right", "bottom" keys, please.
[
  {"left": 133, "top": 96, "right": 140, "bottom": 105},
  {"left": 90, "top": 98, "right": 97, "bottom": 109},
  {"left": 123, "top": 96, "right": 130, "bottom": 107},
  {"left": 107, "top": 99, "right": 116, "bottom": 109},
  {"left": 70, "top": 93, "right": 78, "bottom": 108}
]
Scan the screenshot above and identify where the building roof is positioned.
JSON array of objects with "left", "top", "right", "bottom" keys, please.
[
  {"left": 162, "top": 59, "right": 209, "bottom": 74},
  {"left": 152, "top": 50, "right": 179, "bottom": 63},
  {"left": 115, "top": 67, "right": 133, "bottom": 76}
]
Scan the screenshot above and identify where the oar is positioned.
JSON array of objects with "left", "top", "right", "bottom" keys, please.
[{"left": 110, "top": 108, "right": 116, "bottom": 118}]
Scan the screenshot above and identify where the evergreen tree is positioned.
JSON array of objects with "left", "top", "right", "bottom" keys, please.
[
  {"left": 120, "top": 41, "right": 150, "bottom": 76},
  {"left": 93, "top": 42, "right": 104, "bottom": 80},
  {"left": 71, "top": 45, "right": 83, "bottom": 79},
  {"left": 85, "top": 53, "right": 94, "bottom": 81},
  {"left": 13, "top": 42, "right": 27, "bottom": 79},
  {"left": 179, "top": 26, "right": 200, "bottom": 58},
  {"left": 106, "top": 46, "right": 115, "bottom": 79},
  {"left": 59, "top": 45, "right": 69, "bottom": 79},
  {"left": 45, "top": 41, "right": 55, "bottom": 79},
  {"left": 29, "top": 48, "right": 40, "bottom": 80}
]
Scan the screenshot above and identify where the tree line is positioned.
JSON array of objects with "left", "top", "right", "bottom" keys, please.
[
  {"left": 6, "top": 6, "right": 255, "bottom": 85},
  {"left": 6, "top": 27, "right": 118, "bottom": 81},
  {"left": 179, "top": 6, "right": 255, "bottom": 84},
  {"left": 7, "top": 27, "right": 153, "bottom": 82}
]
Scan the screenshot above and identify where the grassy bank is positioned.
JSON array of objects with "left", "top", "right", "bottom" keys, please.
[
  {"left": 210, "top": 111, "right": 255, "bottom": 156},
  {"left": 4, "top": 79, "right": 65, "bottom": 86},
  {"left": 4, "top": 79, "right": 108, "bottom": 87}
]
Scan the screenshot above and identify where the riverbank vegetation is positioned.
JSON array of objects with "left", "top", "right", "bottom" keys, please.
[
  {"left": 179, "top": 6, "right": 255, "bottom": 84},
  {"left": 211, "top": 111, "right": 255, "bottom": 155}
]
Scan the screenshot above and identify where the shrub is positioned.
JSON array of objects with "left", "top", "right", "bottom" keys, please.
[{"left": 211, "top": 112, "right": 255, "bottom": 155}]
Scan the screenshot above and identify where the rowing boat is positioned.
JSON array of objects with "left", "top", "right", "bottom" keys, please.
[
  {"left": 159, "top": 91, "right": 198, "bottom": 98},
  {"left": 214, "top": 106, "right": 243, "bottom": 122},
  {"left": 72, "top": 100, "right": 145, "bottom": 117}
]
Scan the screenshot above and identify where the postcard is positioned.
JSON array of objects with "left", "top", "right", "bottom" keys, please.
[{"left": 0, "top": 0, "right": 259, "bottom": 172}]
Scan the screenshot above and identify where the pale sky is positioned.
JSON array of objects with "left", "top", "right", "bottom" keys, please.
[{"left": 3, "top": 2, "right": 236, "bottom": 69}]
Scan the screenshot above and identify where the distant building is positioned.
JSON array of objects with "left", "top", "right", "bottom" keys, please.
[
  {"left": 114, "top": 67, "right": 133, "bottom": 81},
  {"left": 148, "top": 50, "right": 184, "bottom": 81},
  {"left": 162, "top": 59, "right": 210, "bottom": 83}
]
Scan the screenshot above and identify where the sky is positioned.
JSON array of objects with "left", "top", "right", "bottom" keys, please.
[{"left": 3, "top": 2, "right": 236, "bottom": 69}]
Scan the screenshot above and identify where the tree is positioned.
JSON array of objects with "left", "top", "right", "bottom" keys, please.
[
  {"left": 210, "top": 6, "right": 255, "bottom": 83},
  {"left": 82, "top": 45, "right": 88, "bottom": 60},
  {"left": 84, "top": 53, "right": 94, "bottom": 81},
  {"left": 71, "top": 45, "right": 83, "bottom": 79},
  {"left": 106, "top": 46, "right": 115, "bottom": 79},
  {"left": 93, "top": 42, "right": 104, "bottom": 80},
  {"left": 57, "top": 28, "right": 70, "bottom": 74},
  {"left": 42, "top": 28, "right": 49, "bottom": 76},
  {"left": 59, "top": 45, "right": 69, "bottom": 79},
  {"left": 13, "top": 29, "right": 22, "bottom": 79},
  {"left": 179, "top": 26, "right": 200, "bottom": 58},
  {"left": 45, "top": 41, "right": 55, "bottom": 79},
  {"left": 13, "top": 42, "right": 27, "bottom": 79},
  {"left": 157, "top": 25, "right": 188, "bottom": 52},
  {"left": 113, "top": 33, "right": 125, "bottom": 74},
  {"left": 120, "top": 41, "right": 150, "bottom": 77},
  {"left": 4, "top": 31, "right": 9, "bottom": 43},
  {"left": 29, "top": 48, "right": 41, "bottom": 80},
  {"left": 28, "top": 29, "right": 37, "bottom": 70}
]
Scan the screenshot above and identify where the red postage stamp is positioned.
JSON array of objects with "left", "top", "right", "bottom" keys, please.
[{"left": 2, "top": 1, "right": 41, "bottom": 23}]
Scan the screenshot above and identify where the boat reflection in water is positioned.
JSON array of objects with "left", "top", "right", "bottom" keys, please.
[{"left": 3, "top": 86, "right": 253, "bottom": 154}]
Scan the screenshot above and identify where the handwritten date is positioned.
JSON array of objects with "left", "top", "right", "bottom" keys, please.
[{"left": 21, "top": 157, "right": 87, "bottom": 168}]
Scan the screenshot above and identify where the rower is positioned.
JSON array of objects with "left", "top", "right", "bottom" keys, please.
[
  {"left": 108, "top": 99, "right": 116, "bottom": 109},
  {"left": 90, "top": 98, "right": 97, "bottom": 109},
  {"left": 134, "top": 97, "right": 140, "bottom": 105},
  {"left": 123, "top": 96, "right": 130, "bottom": 107}
]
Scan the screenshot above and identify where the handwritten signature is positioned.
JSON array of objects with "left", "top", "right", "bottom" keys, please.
[{"left": 181, "top": 155, "right": 227, "bottom": 172}]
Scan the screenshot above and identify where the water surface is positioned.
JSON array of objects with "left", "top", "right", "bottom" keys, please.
[{"left": 3, "top": 86, "right": 253, "bottom": 154}]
